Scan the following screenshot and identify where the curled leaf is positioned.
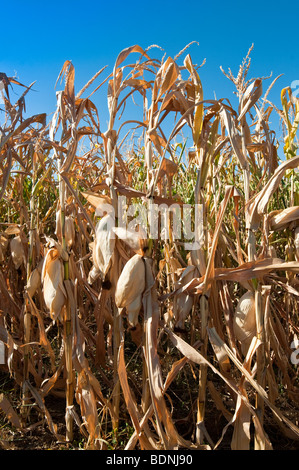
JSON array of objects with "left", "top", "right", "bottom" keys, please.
[{"left": 268, "top": 206, "right": 299, "bottom": 231}]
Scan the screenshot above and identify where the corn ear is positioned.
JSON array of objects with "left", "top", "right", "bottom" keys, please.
[
  {"left": 41, "top": 248, "right": 67, "bottom": 321},
  {"left": 173, "top": 265, "right": 197, "bottom": 330},
  {"left": 10, "top": 235, "right": 26, "bottom": 269},
  {"left": 233, "top": 291, "right": 256, "bottom": 355},
  {"left": 55, "top": 209, "right": 75, "bottom": 248},
  {"left": 26, "top": 259, "right": 43, "bottom": 297},
  {"left": 0, "top": 233, "right": 9, "bottom": 262},
  {"left": 26, "top": 267, "right": 41, "bottom": 297},
  {"left": 115, "top": 254, "right": 145, "bottom": 326},
  {"left": 88, "top": 214, "right": 115, "bottom": 284}
]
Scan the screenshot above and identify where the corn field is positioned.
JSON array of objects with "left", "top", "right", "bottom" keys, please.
[{"left": 0, "top": 43, "right": 299, "bottom": 450}]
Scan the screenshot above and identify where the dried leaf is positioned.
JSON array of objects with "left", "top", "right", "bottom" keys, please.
[
  {"left": 268, "top": 206, "right": 299, "bottom": 231},
  {"left": 238, "top": 79, "right": 263, "bottom": 122},
  {"left": 248, "top": 154, "right": 299, "bottom": 230},
  {"left": 220, "top": 106, "right": 247, "bottom": 169},
  {"left": 0, "top": 393, "right": 21, "bottom": 429}
]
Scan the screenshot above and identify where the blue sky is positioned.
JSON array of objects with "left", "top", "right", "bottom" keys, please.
[{"left": 1, "top": 0, "right": 299, "bottom": 147}]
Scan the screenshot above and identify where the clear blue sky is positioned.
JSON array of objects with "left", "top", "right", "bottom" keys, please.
[{"left": 1, "top": 0, "right": 299, "bottom": 147}]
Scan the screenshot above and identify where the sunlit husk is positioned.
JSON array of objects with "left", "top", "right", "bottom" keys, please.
[
  {"left": 233, "top": 291, "right": 256, "bottom": 355},
  {"left": 10, "top": 235, "right": 25, "bottom": 269},
  {"left": 41, "top": 248, "right": 67, "bottom": 321},
  {"left": 115, "top": 254, "right": 145, "bottom": 326},
  {"left": 88, "top": 214, "right": 115, "bottom": 284}
]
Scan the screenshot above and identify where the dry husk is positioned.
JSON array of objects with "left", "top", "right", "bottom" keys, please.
[
  {"left": 295, "top": 227, "right": 299, "bottom": 261},
  {"left": 88, "top": 214, "right": 115, "bottom": 284},
  {"left": 41, "top": 248, "right": 67, "bottom": 321},
  {"left": 0, "top": 233, "right": 9, "bottom": 262},
  {"left": 233, "top": 290, "right": 256, "bottom": 355},
  {"left": 112, "top": 226, "right": 147, "bottom": 254},
  {"left": 10, "top": 235, "right": 25, "bottom": 269},
  {"left": 115, "top": 253, "right": 145, "bottom": 326},
  {"left": 26, "top": 259, "right": 44, "bottom": 297},
  {"left": 55, "top": 209, "right": 75, "bottom": 248},
  {"left": 173, "top": 265, "right": 197, "bottom": 329},
  {"left": 268, "top": 206, "right": 299, "bottom": 231}
]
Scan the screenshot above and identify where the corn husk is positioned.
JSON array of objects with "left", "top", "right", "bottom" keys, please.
[
  {"left": 233, "top": 291, "right": 256, "bottom": 355},
  {"left": 115, "top": 254, "right": 145, "bottom": 326},
  {"left": 41, "top": 248, "right": 67, "bottom": 321},
  {"left": 26, "top": 259, "right": 44, "bottom": 297},
  {"left": 55, "top": 209, "right": 75, "bottom": 248},
  {"left": 87, "top": 264, "right": 101, "bottom": 285},
  {"left": 88, "top": 214, "right": 115, "bottom": 284},
  {"left": 173, "top": 265, "right": 197, "bottom": 330},
  {"left": 10, "top": 235, "right": 26, "bottom": 269},
  {"left": 112, "top": 226, "right": 147, "bottom": 254},
  {"left": 0, "top": 233, "right": 9, "bottom": 262}
]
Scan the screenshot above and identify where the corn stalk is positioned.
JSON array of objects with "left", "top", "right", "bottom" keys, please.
[{"left": 22, "top": 144, "right": 35, "bottom": 422}]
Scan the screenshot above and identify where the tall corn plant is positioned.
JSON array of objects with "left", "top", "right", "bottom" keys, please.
[
  {"left": 47, "top": 60, "right": 108, "bottom": 442},
  {"left": 0, "top": 76, "right": 47, "bottom": 420}
]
